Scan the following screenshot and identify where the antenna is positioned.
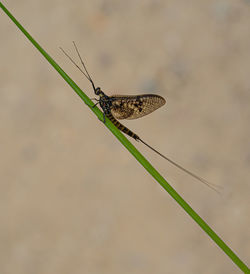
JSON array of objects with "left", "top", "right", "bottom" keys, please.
[{"left": 59, "top": 42, "right": 96, "bottom": 92}]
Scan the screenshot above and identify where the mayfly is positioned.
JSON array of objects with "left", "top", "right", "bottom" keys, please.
[{"left": 60, "top": 42, "right": 220, "bottom": 193}]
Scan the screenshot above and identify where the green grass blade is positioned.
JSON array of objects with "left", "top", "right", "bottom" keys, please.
[{"left": 0, "top": 2, "right": 249, "bottom": 273}]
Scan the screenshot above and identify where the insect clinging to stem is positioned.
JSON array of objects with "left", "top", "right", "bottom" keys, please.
[{"left": 60, "top": 42, "right": 220, "bottom": 193}]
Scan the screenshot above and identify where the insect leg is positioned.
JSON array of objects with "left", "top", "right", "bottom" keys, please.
[{"left": 92, "top": 101, "right": 100, "bottom": 108}]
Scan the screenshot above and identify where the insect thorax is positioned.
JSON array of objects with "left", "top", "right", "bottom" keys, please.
[{"left": 99, "top": 93, "right": 113, "bottom": 114}]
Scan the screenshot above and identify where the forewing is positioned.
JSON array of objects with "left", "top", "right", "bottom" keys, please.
[{"left": 110, "top": 94, "right": 166, "bottom": 120}]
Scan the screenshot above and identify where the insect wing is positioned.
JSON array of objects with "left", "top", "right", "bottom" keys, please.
[{"left": 110, "top": 94, "right": 166, "bottom": 120}]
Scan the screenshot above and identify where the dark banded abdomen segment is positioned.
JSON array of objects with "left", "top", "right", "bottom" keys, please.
[{"left": 105, "top": 112, "right": 139, "bottom": 141}]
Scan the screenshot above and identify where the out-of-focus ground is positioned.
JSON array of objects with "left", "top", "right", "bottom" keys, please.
[{"left": 0, "top": 1, "right": 249, "bottom": 273}]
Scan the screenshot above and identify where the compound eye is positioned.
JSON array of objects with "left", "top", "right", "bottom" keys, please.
[{"left": 95, "top": 87, "right": 101, "bottom": 95}]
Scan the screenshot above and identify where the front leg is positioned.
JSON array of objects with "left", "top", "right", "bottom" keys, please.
[
  {"left": 91, "top": 98, "right": 100, "bottom": 108},
  {"left": 92, "top": 101, "right": 100, "bottom": 108},
  {"left": 86, "top": 98, "right": 99, "bottom": 108}
]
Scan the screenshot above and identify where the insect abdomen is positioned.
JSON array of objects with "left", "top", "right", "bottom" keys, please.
[{"left": 106, "top": 112, "right": 139, "bottom": 141}]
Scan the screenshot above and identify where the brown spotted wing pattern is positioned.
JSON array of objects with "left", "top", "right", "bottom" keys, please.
[{"left": 110, "top": 94, "right": 166, "bottom": 120}]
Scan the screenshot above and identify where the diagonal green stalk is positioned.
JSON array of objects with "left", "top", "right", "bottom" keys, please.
[{"left": 0, "top": 2, "right": 249, "bottom": 273}]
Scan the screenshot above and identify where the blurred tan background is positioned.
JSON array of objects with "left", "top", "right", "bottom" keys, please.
[{"left": 0, "top": 1, "right": 249, "bottom": 273}]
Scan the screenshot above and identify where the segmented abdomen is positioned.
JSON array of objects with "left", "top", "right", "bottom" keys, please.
[{"left": 105, "top": 112, "right": 139, "bottom": 141}]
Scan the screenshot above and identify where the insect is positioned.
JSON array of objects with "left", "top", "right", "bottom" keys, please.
[{"left": 60, "top": 42, "right": 220, "bottom": 193}]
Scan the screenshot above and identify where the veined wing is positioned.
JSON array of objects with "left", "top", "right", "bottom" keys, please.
[{"left": 110, "top": 94, "right": 166, "bottom": 120}]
